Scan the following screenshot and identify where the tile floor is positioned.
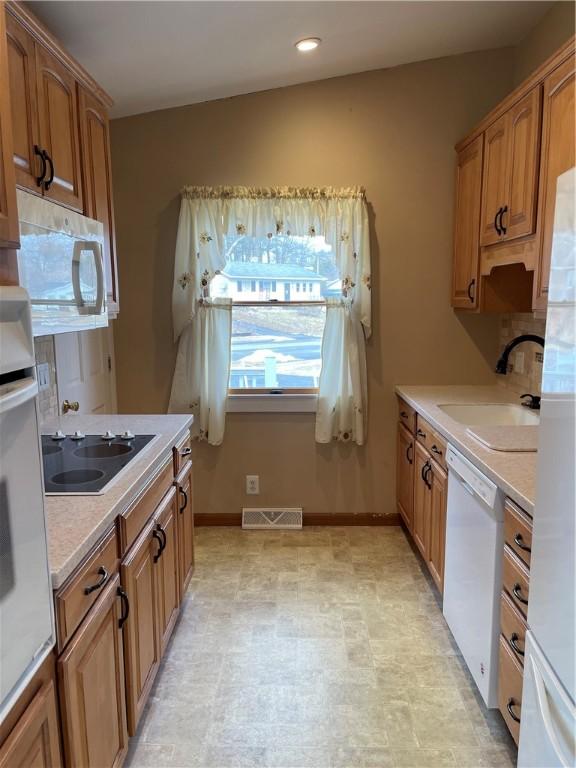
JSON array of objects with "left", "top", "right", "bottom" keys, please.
[{"left": 125, "top": 527, "right": 516, "bottom": 768}]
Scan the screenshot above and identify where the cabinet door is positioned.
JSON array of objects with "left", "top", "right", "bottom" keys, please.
[
  {"left": 79, "top": 89, "right": 119, "bottom": 314},
  {"left": 58, "top": 574, "right": 128, "bottom": 768},
  {"left": 504, "top": 87, "right": 542, "bottom": 242},
  {"left": 35, "top": 42, "right": 82, "bottom": 211},
  {"left": 480, "top": 114, "right": 509, "bottom": 246},
  {"left": 427, "top": 460, "right": 447, "bottom": 593},
  {"left": 176, "top": 459, "right": 195, "bottom": 599},
  {"left": 533, "top": 57, "right": 575, "bottom": 310},
  {"left": 412, "top": 442, "right": 430, "bottom": 559},
  {"left": 5, "top": 13, "right": 41, "bottom": 194},
  {"left": 0, "top": 680, "right": 62, "bottom": 768},
  {"left": 452, "top": 135, "right": 483, "bottom": 308},
  {"left": 0, "top": 9, "right": 19, "bottom": 248},
  {"left": 121, "top": 519, "right": 162, "bottom": 735},
  {"left": 155, "top": 487, "right": 180, "bottom": 656},
  {"left": 396, "top": 423, "right": 414, "bottom": 531}
]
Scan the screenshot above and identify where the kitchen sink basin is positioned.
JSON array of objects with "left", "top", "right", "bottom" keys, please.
[{"left": 438, "top": 403, "right": 540, "bottom": 426}]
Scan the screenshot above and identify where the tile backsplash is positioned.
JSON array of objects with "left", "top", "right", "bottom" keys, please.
[
  {"left": 498, "top": 314, "right": 546, "bottom": 396},
  {"left": 34, "top": 335, "right": 59, "bottom": 421}
]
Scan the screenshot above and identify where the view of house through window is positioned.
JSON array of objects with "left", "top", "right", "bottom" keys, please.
[{"left": 210, "top": 235, "right": 341, "bottom": 390}]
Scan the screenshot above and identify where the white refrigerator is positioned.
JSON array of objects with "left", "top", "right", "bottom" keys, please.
[{"left": 517, "top": 168, "right": 576, "bottom": 767}]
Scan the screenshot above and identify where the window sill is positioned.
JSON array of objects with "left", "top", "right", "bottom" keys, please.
[{"left": 226, "top": 393, "right": 318, "bottom": 413}]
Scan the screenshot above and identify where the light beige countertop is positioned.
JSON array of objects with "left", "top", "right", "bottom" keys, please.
[
  {"left": 395, "top": 385, "right": 538, "bottom": 515},
  {"left": 41, "top": 414, "right": 193, "bottom": 589}
]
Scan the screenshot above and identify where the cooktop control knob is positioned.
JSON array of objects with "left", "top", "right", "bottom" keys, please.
[
  {"left": 120, "top": 430, "right": 135, "bottom": 440},
  {"left": 51, "top": 430, "right": 66, "bottom": 441},
  {"left": 102, "top": 430, "right": 116, "bottom": 441},
  {"left": 70, "top": 430, "right": 85, "bottom": 440}
]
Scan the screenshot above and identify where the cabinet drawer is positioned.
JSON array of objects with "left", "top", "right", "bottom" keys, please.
[
  {"left": 503, "top": 545, "right": 530, "bottom": 617},
  {"left": 498, "top": 635, "right": 524, "bottom": 744},
  {"left": 397, "top": 397, "right": 416, "bottom": 434},
  {"left": 415, "top": 415, "right": 447, "bottom": 470},
  {"left": 173, "top": 432, "right": 192, "bottom": 474},
  {"left": 55, "top": 526, "right": 119, "bottom": 651},
  {"left": 119, "top": 459, "right": 174, "bottom": 554},
  {"left": 500, "top": 590, "right": 527, "bottom": 667},
  {"left": 504, "top": 499, "right": 532, "bottom": 567}
]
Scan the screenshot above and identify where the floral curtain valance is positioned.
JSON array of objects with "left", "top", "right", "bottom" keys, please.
[{"left": 172, "top": 186, "right": 371, "bottom": 342}]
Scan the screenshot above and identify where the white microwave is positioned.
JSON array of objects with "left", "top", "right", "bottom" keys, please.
[{"left": 16, "top": 189, "right": 108, "bottom": 336}]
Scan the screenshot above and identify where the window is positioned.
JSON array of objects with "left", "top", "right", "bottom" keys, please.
[{"left": 210, "top": 235, "right": 339, "bottom": 391}]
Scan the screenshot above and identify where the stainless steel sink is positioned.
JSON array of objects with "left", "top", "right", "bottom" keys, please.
[{"left": 438, "top": 403, "right": 540, "bottom": 426}]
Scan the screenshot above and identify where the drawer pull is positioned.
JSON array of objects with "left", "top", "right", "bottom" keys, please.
[
  {"left": 179, "top": 487, "right": 188, "bottom": 514},
  {"left": 181, "top": 447, "right": 192, "bottom": 457},
  {"left": 513, "top": 583, "right": 529, "bottom": 605},
  {"left": 508, "top": 632, "right": 525, "bottom": 657},
  {"left": 84, "top": 566, "right": 108, "bottom": 595},
  {"left": 514, "top": 533, "right": 531, "bottom": 553},
  {"left": 431, "top": 444, "right": 443, "bottom": 456},
  {"left": 416, "top": 428, "right": 426, "bottom": 438},
  {"left": 117, "top": 587, "right": 130, "bottom": 629},
  {"left": 152, "top": 527, "right": 166, "bottom": 563},
  {"left": 507, "top": 698, "right": 521, "bottom": 723},
  {"left": 400, "top": 411, "right": 408, "bottom": 418}
]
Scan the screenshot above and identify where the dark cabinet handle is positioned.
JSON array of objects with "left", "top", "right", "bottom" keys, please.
[
  {"left": 152, "top": 528, "right": 165, "bottom": 563},
  {"left": 508, "top": 633, "right": 525, "bottom": 657},
  {"left": 514, "top": 533, "right": 531, "bottom": 553},
  {"left": 84, "top": 566, "right": 108, "bottom": 595},
  {"left": 507, "top": 698, "right": 521, "bottom": 723},
  {"left": 421, "top": 461, "right": 429, "bottom": 482},
  {"left": 406, "top": 443, "right": 413, "bottom": 465},
  {"left": 117, "top": 587, "right": 130, "bottom": 629},
  {"left": 499, "top": 205, "right": 508, "bottom": 235},
  {"left": 513, "top": 583, "right": 529, "bottom": 605},
  {"left": 34, "top": 145, "right": 47, "bottom": 186},
  {"left": 424, "top": 465, "right": 432, "bottom": 490},
  {"left": 467, "top": 278, "right": 475, "bottom": 303},
  {"left": 431, "top": 444, "right": 443, "bottom": 457},
  {"left": 494, "top": 207, "right": 503, "bottom": 235},
  {"left": 181, "top": 447, "right": 192, "bottom": 457},
  {"left": 400, "top": 410, "right": 408, "bottom": 418},
  {"left": 179, "top": 487, "right": 188, "bottom": 514},
  {"left": 43, "top": 151, "right": 54, "bottom": 190},
  {"left": 416, "top": 428, "right": 426, "bottom": 438}
]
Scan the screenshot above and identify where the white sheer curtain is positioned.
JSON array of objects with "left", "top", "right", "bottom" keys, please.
[{"left": 169, "top": 186, "right": 372, "bottom": 446}]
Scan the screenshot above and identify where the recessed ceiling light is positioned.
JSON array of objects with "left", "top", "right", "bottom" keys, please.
[{"left": 295, "top": 38, "right": 321, "bottom": 53}]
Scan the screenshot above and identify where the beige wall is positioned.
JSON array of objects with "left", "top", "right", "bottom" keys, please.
[
  {"left": 111, "top": 48, "right": 519, "bottom": 518},
  {"left": 513, "top": 1, "right": 575, "bottom": 86}
]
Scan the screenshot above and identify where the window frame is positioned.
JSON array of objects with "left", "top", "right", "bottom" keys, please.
[{"left": 228, "top": 297, "right": 325, "bottom": 401}]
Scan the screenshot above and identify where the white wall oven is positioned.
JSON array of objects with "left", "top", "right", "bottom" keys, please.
[{"left": 0, "top": 287, "right": 54, "bottom": 724}]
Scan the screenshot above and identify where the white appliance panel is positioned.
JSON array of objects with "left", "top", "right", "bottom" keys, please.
[
  {"left": 443, "top": 446, "right": 503, "bottom": 708},
  {"left": 518, "top": 632, "right": 576, "bottom": 768}
]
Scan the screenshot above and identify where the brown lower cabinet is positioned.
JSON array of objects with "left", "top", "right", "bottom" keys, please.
[
  {"left": 0, "top": 679, "right": 62, "bottom": 768},
  {"left": 121, "top": 486, "right": 180, "bottom": 736},
  {"left": 397, "top": 399, "right": 447, "bottom": 594},
  {"left": 498, "top": 635, "right": 524, "bottom": 744},
  {"left": 57, "top": 574, "right": 128, "bottom": 768},
  {"left": 175, "top": 458, "right": 195, "bottom": 598}
]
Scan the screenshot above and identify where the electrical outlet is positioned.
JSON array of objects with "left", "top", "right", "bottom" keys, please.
[
  {"left": 514, "top": 352, "right": 525, "bottom": 374},
  {"left": 37, "top": 362, "right": 50, "bottom": 392},
  {"left": 246, "top": 475, "right": 259, "bottom": 495}
]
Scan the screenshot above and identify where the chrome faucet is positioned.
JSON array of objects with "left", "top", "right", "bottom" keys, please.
[{"left": 495, "top": 334, "right": 545, "bottom": 375}]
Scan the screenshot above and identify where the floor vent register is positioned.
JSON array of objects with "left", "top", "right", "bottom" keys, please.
[{"left": 241, "top": 508, "right": 303, "bottom": 530}]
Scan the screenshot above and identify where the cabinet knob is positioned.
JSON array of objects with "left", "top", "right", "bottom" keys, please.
[{"left": 62, "top": 399, "right": 80, "bottom": 414}]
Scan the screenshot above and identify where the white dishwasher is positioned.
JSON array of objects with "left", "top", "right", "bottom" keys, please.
[{"left": 443, "top": 445, "right": 504, "bottom": 708}]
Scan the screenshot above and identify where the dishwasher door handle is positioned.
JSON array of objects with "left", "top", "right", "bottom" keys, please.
[{"left": 455, "top": 474, "right": 476, "bottom": 497}]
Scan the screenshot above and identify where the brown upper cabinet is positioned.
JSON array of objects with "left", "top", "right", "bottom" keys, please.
[
  {"left": 533, "top": 56, "right": 575, "bottom": 310},
  {"left": 34, "top": 42, "right": 83, "bottom": 210},
  {"left": 5, "top": 12, "right": 82, "bottom": 210},
  {"left": 480, "top": 88, "right": 541, "bottom": 247},
  {"left": 0, "top": 7, "right": 19, "bottom": 248},
  {"left": 453, "top": 36, "right": 575, "bottom": 313},
  {"left": 452, "top": 135, "right": 483, "bottom": 308}
]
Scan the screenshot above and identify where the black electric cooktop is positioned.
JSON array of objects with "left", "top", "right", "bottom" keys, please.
[{"left": 42, "top": 434, "right": 155, "bottom": 494}]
